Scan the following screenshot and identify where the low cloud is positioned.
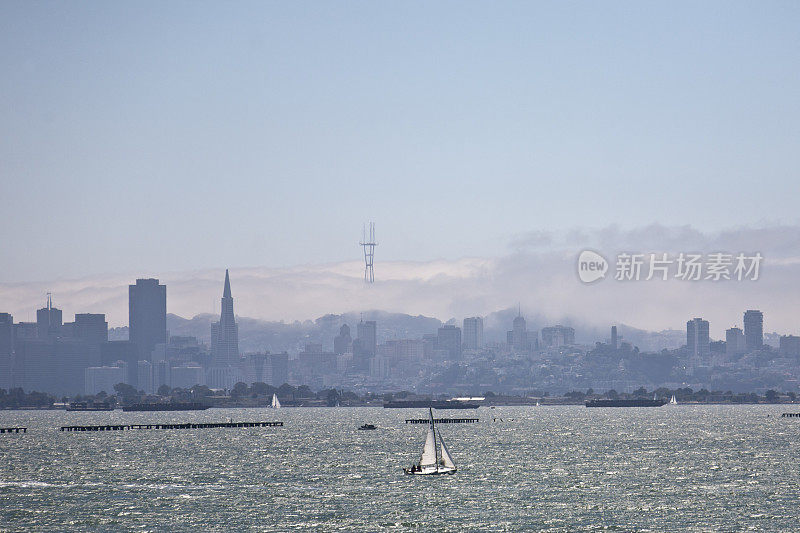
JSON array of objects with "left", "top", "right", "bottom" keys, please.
[{"left": 1, "top": 224, "right": 798, "bottom": 340}]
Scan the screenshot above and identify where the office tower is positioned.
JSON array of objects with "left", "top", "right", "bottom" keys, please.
[
  {"left": 611, "top": 326, "right": 618, "bottom": 349},
  {"left": 36, "top": 294, "right": 62, "bottom": 340},
  {"left": 129, "top": 278, "right": 167, "bottom": 361},
  {"left": 463, "top": 317, "right": 484, "bottom": 350},
  {"left": 153, "top": 360, "right": 171, "bottom": 392},
  {"left": 0, "top": 313, "right": 12, "bottom": 357},
  {"left": 743, "top": 310, "right": 763, "bottom": 351},
  {"left": 687, "top": 318, "right": 710, "bottom": 358},
  {"left": 55, "top": 339, "right": 101, "bottom": 396},
  {"left": 510, "top": 313, "right": 528, "bottom": 351},
  {"left": 268, "top": 352, "right": 289, "bottom": 386},
  {"left": 74, "top": 314, "right": 108, "bottom": 345},
  {"left": 0, "top": 313, "right": 12, "bottom": 390},
  {"left": 211, "top": 269, "right": 239, "bottom": 366},
  {"left": 725, "top": 327, "right": 745, "bottom": 357},
  {"left": 437, "top": 325, "right": 462, "bottom": 360},
  {"left": 541, "top": 325, "right": 576, "bottom": 348},
  {"left": 14, "top": 322, "right": 38, "bottom": 343},
  {"left": 14, "top": 340, "right": 56, "bottom": 393},
  {"left": 333, "top": 324, "right": 352, "bottom": 355},
  {"left": 356, "top": 320, "right": 377, "bottom": 356}
]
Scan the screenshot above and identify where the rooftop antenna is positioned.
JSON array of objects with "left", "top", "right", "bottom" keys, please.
[
  {"left": 359, "top": 222, "right": 377, "bottom": 283},
  {"left": 46, "top": 292, "right": 52, "bottom": 310}
]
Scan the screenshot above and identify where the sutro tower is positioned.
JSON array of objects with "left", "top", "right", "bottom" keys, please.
[{"left": 360, "top": 222, "right": 377, "bottom": 283}]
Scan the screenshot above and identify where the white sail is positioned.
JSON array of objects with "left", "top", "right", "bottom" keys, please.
[
  {"left": 670, "top": 395, "right": 677, "bottom": 405},
  {"left": 420, "top": 425, "right": 437, "bottom": 467},
  {"left": 438, "top": 431, "right": 456, "bottom": 469},
  {"left": 272, "top": 394, "right": 281, "bottom": 409}
]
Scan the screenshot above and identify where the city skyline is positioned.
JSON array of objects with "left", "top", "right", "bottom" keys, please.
[{"left": 1, "top": 220, "right": 799, "bottom": 339}]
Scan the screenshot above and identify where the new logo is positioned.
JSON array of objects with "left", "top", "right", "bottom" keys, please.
[{"left": 577, "top": 250, "right": 608, "bottom": 283}]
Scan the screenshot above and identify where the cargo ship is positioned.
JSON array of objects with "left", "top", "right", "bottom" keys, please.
[
  {"left": 585, "top": 398, "right": 668, "bottom": 407},
  {"left": 383, "top": 400, "right": 479, "bottom": 409},
  {"left": 122, "top": 402, "right": 209, "bottom": 412}
]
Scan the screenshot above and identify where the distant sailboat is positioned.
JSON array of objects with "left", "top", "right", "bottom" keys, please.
[
  {"left": 404, "top": 408, "right": 457, "bottom": 475},
  {"left": 271, "top": 394, "right": 281, "bottom": 409},
  {"left": 669, "top": 395, "right": 677, "bottom": 405}
]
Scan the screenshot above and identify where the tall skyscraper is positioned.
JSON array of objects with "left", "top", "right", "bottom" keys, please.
[
  {"left": 356, "top": 320, "right": 377, "bottom": 357},
  {"left": 611, "top": 326, "right": 618, "bottom": 349},
  {"left": 743, "top": 310, "right": 763, "bottom": 351},
  {"left": 0, "top": 313, "right": 13, "bottom": 357},
  {"left": 437, "top": 325, "right": 462, "bottom": 360},
  {"left": 74, "top": 314, "right": 108, "bottom": 345},
  {"left": 510, "top": 313, "right": 528, "bottom": 351},
  {"left": 129, "top": 278, "right": 167, "bottom": 362},
  {"left": 725, "top": 327, "right": 745, "bottom": 357},
  {"left": 462, "top": 317, "right": 484, "bottom": 350},
  {"left": 36, "top": 293, "right": 62, "bottom": 340},
  {"left": 541, "top": 325, "right": 575, "bottom": 348},
  {"left": 333, "top": 324, "right": 352, "bottom": 355},
  {"left": 687, "top": 318, "right": 710, "bottom": 358},
  {"left": 211, "top": 269, "right": 239, "bottom": 366},
  {"left": 0, "top": 313, "right": 13, "bottom": 390}
]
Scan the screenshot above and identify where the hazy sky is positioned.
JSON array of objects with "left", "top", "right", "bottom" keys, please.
[{"left": 2, "top": 2, "right": 799, "bottom": 282}]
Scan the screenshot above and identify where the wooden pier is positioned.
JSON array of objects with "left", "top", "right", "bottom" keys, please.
[
  {"left": 0, "top": 427, "right": 27, "bottom": 433},
  {"left": 405, "top": 418, "right": 478, "bottom": 424},
  {"left": 781, "top": 413, "right": 800, "bottom": 418},
  {"left": 60, "top": 421, "right": 282, "bottom": 432}
]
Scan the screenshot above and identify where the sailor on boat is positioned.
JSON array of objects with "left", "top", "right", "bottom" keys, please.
[{"left": 404, "top": 408, "right": 457, "bottom": 475}]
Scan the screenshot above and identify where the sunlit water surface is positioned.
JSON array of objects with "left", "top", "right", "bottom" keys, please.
[{"left": 1, "top": 405, "right": 799, "bottom": 531}]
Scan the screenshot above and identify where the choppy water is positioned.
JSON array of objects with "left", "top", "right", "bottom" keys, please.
[{"left": 1, "top": 405, "right": 799, "bottom": 531}]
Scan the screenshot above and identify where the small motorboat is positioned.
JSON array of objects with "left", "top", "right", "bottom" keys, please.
[{"left": 358, "top": 424, "right": 377, "bottom": 430}]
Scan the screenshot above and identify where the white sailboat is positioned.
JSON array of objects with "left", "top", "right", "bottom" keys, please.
[
  {"left": 669, "top": 394, "right": 677, "bottom": 405},
  {"left": 404, "top": 408, "right": 457, "bottom": 475},
  {"left": 271, "top": 393, "right": 281, "bottom": 409}
]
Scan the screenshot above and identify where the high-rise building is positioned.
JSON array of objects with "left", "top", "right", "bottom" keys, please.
[
  {"left": 356, "top": 320, "right": 377, "bottom": 357},
  {"left": 687, "top": 318, "right": 710, "bottom": 358},
  {"left": 14, "top": 322, "right": 38, "bottom": 343},
  {"left": 129, "top": 279, "right": 167, "bottom": 361},
  {"left": 36, "top": 294, "right": 62, "bottom": 340},
  {"left": 0, "top": 313, "right": 13, "bottom": 390},
  {"left": 462, "top": 317, "right": 484, "bottom": 350},
  {"left": 333, "top": 324, "right": 352, "bottom": 355},
  {"left": 743, "top": 310, "right": 763, "bottom": 351},
  {"left": 0, "top": 313, "right": 13, "bottom": 357},
  {"left": 74, "top": 314, "right": 108, "bottom": 345},
  {"left": 509, "top": 313, "right": 528, "bottom": 351},
  {"left": 725, "top": 327, "right": 745, "bottom": 358},
  {"left": 211, "top": 269, "right": 240, "bottom": 366},
  {"left": 611, "top": 326, "right": 618, "bottom": 349},
  {"left": 437, "top": 325, "right": 462, "bottom": 360},
  {"left": 541, "top": 325, "right": 575, "bottom": 348},
  {"left": 268, "top": 352, "right": 289, "bottom": 386}
]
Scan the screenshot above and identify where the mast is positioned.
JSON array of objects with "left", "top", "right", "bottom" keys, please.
[{"left": 430, "top": 407, "right": 439, "bottom": 472}]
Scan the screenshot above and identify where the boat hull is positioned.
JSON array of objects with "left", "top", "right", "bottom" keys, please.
[{"left": 404, "top": 467, "right": 456, "bottom": 476}]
